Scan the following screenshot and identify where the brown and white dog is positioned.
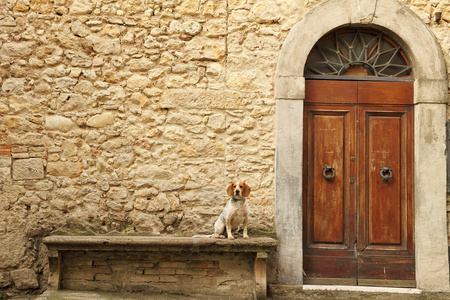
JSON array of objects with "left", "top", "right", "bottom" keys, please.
[{"left": 194, "top": 182, "right": 251, "bottom": 239}]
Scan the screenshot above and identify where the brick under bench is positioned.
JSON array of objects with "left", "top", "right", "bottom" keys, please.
[{"left": 43, "top": 236, "right": 277, "bottom": 299}]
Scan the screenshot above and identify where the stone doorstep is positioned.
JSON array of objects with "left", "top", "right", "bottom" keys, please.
[
  {"left": 42, "top": 236, "right": 277, "bottom": 300},
  {"left": 268, "top": 285, "right": 450, "bottom": 300}
]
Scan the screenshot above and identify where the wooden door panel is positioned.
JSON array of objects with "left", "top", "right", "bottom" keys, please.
[
  {"left": 304, "top": 106, "right": 355, "bottom": 249},
  {"left": 358, "top": 82, "right": 413, "bottom": 105},
  {"left": 304, "top": 255, "right": 357, "bottom": 282},
  {"left": 303, "top": 104, "right": 357, "bottom": 282},
  {"left": 358, "top": 256, "right": 415, "bottom": 281},
  {"left": 312, "top": 113, "right": 345, "bottom": 245},
  {"left": 367, "top": 113, "right": 402, "bottom": 247},
  {"left": 304, "top": 80, "right": 414, "bottom": 287},
  {"left": 358, "top": 105, "right": 414, "bottom": 283},
  {"left": 305, "top": 80, "right": 358, "bottom": 104},
  {"left": 358, "top": 107, "right": 413, "bottom": 252}
]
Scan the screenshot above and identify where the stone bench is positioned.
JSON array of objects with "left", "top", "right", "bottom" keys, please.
[{"left": 43, "top": 236, "right": 277, "bottom": 299}]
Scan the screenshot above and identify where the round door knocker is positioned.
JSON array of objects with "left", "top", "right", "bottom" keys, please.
[
  {"left": 380, "top": 167, "right": 393, "bottom": 182},
  {"left": 322, "top": 165, "right": 336, "bottom": 181}
]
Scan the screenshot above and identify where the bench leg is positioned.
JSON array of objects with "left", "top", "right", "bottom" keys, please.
[
  {"left": 48, "top": 250, "right": 61, "bottom": 290},
  {"left": 255, "top": 252, "right": 268, "bottom": 299}
]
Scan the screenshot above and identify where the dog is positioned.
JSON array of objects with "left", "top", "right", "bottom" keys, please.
[{"left": 193, "top": 182, "right": 251, "bottom": 240}]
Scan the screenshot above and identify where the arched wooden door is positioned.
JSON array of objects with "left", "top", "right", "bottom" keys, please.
[{"left": 302, "top": 29, "right": 415, "bottom": 287}]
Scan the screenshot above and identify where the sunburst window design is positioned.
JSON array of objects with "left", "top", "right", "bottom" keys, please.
[{"left": 305, "top": 28, "right": 413, "bottom": 80}]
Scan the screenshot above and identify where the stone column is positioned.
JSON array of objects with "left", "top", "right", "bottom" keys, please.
[
  {"left": 275, "top": 92, "right": 304, "bottom": 285},
  {"left": 414, "top": 102, "right": 450, "bottom": 291}
]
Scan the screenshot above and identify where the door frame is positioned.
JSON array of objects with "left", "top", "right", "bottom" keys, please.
[{"left": 275, "top": 0, "right": 449, "bottom": 291}]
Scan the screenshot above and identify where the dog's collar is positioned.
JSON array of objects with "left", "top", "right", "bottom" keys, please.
[{"left": 231, "top": 197, "right": 245, "bottom": 201}]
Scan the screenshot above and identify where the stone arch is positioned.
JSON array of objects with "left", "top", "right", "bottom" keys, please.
[{"left": 275, "top": 0, "right": 449, "bottom": 291}]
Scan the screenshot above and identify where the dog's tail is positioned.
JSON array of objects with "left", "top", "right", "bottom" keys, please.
[{"left": 192, "top": 234, "right": 214, "bottom": 238}]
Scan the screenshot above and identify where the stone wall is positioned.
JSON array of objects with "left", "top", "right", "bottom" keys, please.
[
  {"left": 60, "top": 251, "right": 255, "bottom": 298},
  {"left": 0, "top": 0, "right": 449, "bottom": 296}
]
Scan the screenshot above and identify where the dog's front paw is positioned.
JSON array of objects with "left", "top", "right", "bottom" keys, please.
[
  {"left": 227, "top": 235, "right": 235, "bottom": 240},
  {"left": 243, "top": 235, "right": 249, "bottom": 239}
]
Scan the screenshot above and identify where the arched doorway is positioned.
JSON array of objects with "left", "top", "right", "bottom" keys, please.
[
  {"left": 275, "top": 0, "right": 449, "bottom": 291},
  {"left": 303, "top": 28, "right": 414, "bottom": 287}
]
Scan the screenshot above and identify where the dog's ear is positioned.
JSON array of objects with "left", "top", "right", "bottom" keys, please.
[
  {"left": 242, "top": 182, "right": 251, "bottom": 197},
  {"left": 227, "top": 183, "right": 234, "bottom": 197}
]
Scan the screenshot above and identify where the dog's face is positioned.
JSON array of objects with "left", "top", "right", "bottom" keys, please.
[{"left": 227, "top": 182, "right": 251, "bottom": 198}]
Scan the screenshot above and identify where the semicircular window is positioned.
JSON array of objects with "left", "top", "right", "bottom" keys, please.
[{"left": 305, "top": 28, "right": 413, "bottom": 80}]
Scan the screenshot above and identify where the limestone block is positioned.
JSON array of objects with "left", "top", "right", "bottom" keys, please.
[
  {"left": 121, "top": 0, "right": 146, "bottom": 14},
  {"left": 107, "top": 187, "right": 128, "bottom": 200},
  {"left": 47, "top": 161, "right": 83, "bottom": 178},
  {"left": 0, "top": 272, "right": 11, "bottom": 288},
  {"left": 202, "top": 0, "right": 227, "bottom": 17},
  {"left": 0, "top": 167, "right": 10, "bottom": 179},
  {"left": 101, "top": 24, "right": 121, "bottom": 38},
  {"left": 167, "top": 112, "right": 203, "bottom": 125},
  {"left": 70, "top": 21, "right": 90, "bottom": 38},
  {"left": 50, "top": 199, "right": 66, "bottom": 211},
  {"left": 147, "top": 192, "right": 180, "bottom": 211},
  {"left": 87, "top": 113, "right": 114, "bottom": 128},
  {"left": 0, "top": 157, "right": 11, "bottom": 168},
  {"left": 97, "top": 86, "right": 125, "bottom": 101},
  {"left": 0, "top": 234, "right": 27, "bottom": 269},
  {"left": 203, "top": 20, "right": 227, "bottom": 37},
  {"left": 135, "top": 188, "right": 159, "bottom": 199},
  {"left": 14, "top": 3, "right": 29, "bottom": 12},
  {"left": 100, "top": 137, "right": 131, "bottom": 152},
  {"left": 74, "top": 80, "right": 95, "bottom": 95},
  {"left": 248, "top": 0, "right": 281, "bottom": 23},
  {"left": 185, "top": 36, "right": 226, "bottom": 61},
  {"left": 129, "top": 58, "right": 155, "bottom": 71},
  {"left": 55, "top": 77, "right": 78, "bottom": 91},
  {"left": 227, "top": 124, "right": 245, "bottom": 135},
  {"left": 227, "top": 70, "right": 267, "bottom": 91},
  {"left": 12, "top": 158, "right": 45, "bottom": 180},
  {"left": 175, "top": 0, "right": 199, "bottom": 15},
  {"left": 30, "top": 0, "right": 52, "bottom": 14},
  {"left": 161, "top": 89, "right": 243, "bottom": 109},
  {"left": 163, "top": 125, "right": 186, "bottom": 141},
  {"left": 71, "top": 56, "right": 92, "bottom": 68},
  {"left": 69, "top": 0, "right": 95, "bottom": 14},
  {"left": 228, "top": 0, "right": 248, "bottom": 9},
  {"left": 184, "top": 20, "right": 202, "bottom": 36},
  {"left": 2, "top": 78, "right": 25, "bottom": 93},
  {"left": 35, "top": 181, "right": 54, "bottom": 191},
  {"left": 11, "top": 268, "right": 39, "bottom": 290},
  {"left": 106, "top": 200, "right": 123, "bottom": 211},
  {"left": 45, "top": 115, "right": 78, "bottom": 132},
  {"left": 130, "top": 92, "right": 149, "bottom": 106},
  {"left": 130, "top": 212, "right": 164, "bottom": 233},
  {"left": 0, "top": 102, "right": 9, "bottom": 114},
  {"left": 86, "top": 35, "right": 121, "bottom": 55},
  {"left": 0, "top": 42, "right": 35, "bottom": 57},
  {"left": 207, "top": 114, "right": 226, "bottom": 132},
  {"left": 134, "top": 164, "right": 174, "bottom": 180},
  {"left": 34, "top": 82, "right": 51, "bottom": 94},
  {"left": 169, "top": 20, "right": 185, "bottom": 34},
  {"left": 177, "top": 138, "right": 224, "bottom": 158},
  {"left": 126, "top": 74, "right": 150, "bottom": 90}
]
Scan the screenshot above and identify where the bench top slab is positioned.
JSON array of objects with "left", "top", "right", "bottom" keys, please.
[{"left": 43, "top": 236, "right": 277, "bottom": 253}]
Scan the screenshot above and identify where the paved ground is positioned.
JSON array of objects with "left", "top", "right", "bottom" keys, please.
[
  {"left": 6, "top": 287, "right": 450, "bottom": 300},
  {"left": 8, "top": 290, "right": 225, "bottom": 300}
]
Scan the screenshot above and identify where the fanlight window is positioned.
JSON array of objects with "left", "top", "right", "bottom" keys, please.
[{"left": 305, "top": 28, "right": 412, "bottom": 80}]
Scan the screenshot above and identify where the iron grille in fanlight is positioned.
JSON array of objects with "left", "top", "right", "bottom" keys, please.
[{"left": 305, "top": 28, "right": 413, "bottom": 80}]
